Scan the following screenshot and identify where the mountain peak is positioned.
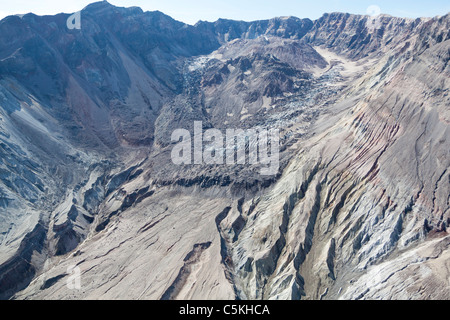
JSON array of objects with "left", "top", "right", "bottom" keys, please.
[
  {"left": 0, "top": 2, "right": 448, "bottom": 301},
  {"left": 83, "top": 1, "right": 114, "bottom": 11}
]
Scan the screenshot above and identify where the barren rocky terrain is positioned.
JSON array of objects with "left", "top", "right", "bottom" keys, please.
[{"left": 0, "top": 2, "right": 448, "bottom": 300}]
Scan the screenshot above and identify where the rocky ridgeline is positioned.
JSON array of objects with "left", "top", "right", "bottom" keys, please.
[{"left": 0, "top": 1, "right": 448, "bottom": 299}]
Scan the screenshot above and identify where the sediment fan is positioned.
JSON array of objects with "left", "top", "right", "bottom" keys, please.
[{"left": 0, "top": 1, "right": 448, "bottom": 300}]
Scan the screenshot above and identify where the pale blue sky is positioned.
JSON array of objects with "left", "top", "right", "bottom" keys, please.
[{"left": 0, "top": 0, "right": 449, "bottom": 24}]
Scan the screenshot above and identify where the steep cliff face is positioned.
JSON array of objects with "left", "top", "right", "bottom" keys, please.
[{"left": 0, "top": 2, "right": 448, "bottom": 300}]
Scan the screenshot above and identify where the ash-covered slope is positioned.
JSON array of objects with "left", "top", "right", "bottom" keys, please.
[{"left": 0, "top": 1, "right": 448, "bottom": 300}]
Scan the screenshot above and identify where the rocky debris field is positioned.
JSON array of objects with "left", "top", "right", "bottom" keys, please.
[{"left": 0, "top": 2, "right": 449, "bottom": 300}]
